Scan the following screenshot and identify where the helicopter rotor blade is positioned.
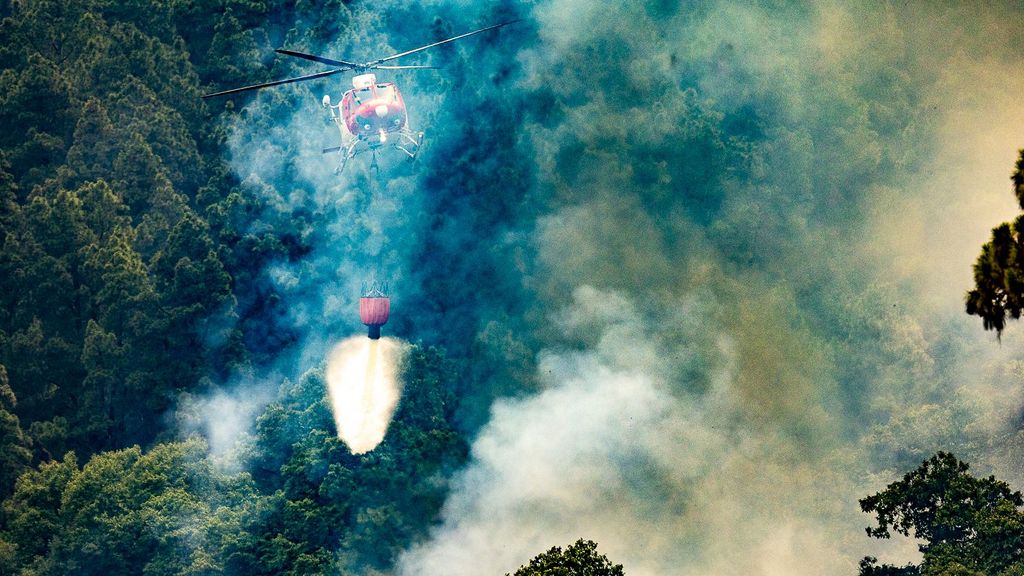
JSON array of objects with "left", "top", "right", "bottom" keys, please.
[
  {"left": 367, "top": 19, "right": 520, "bottom": 67},
  {"left": 275, "top": 49, "right": 360, "bottom": 68},
  {"left": 202, "top": 68, "right": 350, "bottom": 98},
  {"left": 373, "top": 65, "right": 440, "bottom": 70}
]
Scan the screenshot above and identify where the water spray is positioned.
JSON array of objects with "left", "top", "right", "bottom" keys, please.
[{"left": 325, "top": 336, "right": 405, "bottom": 454}]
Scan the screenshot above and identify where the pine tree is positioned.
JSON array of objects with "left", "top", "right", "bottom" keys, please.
[{"left": 967, "top": 150, "right": 1024, "bottom": 335}]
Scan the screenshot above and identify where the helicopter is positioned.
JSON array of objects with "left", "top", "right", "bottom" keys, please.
[{"left": 203, "top": 20, "right": 518, "bottom": 173}]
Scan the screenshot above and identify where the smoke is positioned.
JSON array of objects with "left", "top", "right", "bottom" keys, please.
[
  {"left": 395, "top": 1, "right": 1024, "bottom": 574},
  {"left": 325, "top": 336, "right": 407, "bottom": 454},
  {"left": 398, "top": 286, "right": 866, "bottom": 575},
  {"left": 174, "top": 380, "right": 276, "bottom": 464}
]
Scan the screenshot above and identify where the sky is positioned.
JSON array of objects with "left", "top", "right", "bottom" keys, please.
[{"left": 220, "top": 0, "right": 1024, "bottom": 573}]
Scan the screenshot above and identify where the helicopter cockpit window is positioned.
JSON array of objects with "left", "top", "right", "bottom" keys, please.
[
  {"left": 376, "top": 84, "right": 396, "bottom": 102},
  {"left": 353, "top": 88, "right": 372, "bottom": 104}
]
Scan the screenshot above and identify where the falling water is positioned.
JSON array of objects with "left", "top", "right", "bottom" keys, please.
[{"left": 325, "top": 336, "right": 405, "bottom": 454}]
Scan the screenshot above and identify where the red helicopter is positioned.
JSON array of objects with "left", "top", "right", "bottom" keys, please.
[{"left": 203, "top": 20, "right": 518, "bottom": 173}]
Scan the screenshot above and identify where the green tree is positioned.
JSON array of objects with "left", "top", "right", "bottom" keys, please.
[
  {"left": 967, "top": 150, "right": 1024, "bottom": 335},
  {"left": 78, "top": 320, "right": 123, "bottom": 446},
  {"left": 76, "top": 179, "right": 131, "bottom": 242},
  {"left": 0, "top": 54, "right": 73, "bottom": 185},
  {"left": 3, "top": 319, "right": 80, "bottom": 439},
  {"left": 63, "top": 99, "right": 119, "bottom": 188},
  {"left": 0, "top": 364, "right": 31, "bottom": 496},
  {"left": 858, "top": 452, "right": 1024, "bottom": 576},
  {"left": 0, "top": 452, "right": 79, "bottom": 571},
  {"left": 80, "top": 223, "right": 155, "bottom": 333},
  {"left": 857, "top": 557, "right": 920, "bottom": 576},
  {"left": 0, "top": 439, "right": 257, "bottom": 576},
  {"left": 507, "top": 539, "right": 625, "bottom": 576}
]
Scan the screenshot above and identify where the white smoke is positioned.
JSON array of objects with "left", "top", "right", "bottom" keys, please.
[
  {"left": 325, "top": 336, "right": 407, "bottom": 454},
  {"left": 398, "top": 286, "right": 888, "bottom": 576},
  {"left": 175, "top": 382, "right": 276, "bottom": 468}
]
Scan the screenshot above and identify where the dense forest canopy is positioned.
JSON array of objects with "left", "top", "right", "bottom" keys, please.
[{"left": 1, "top": 0, "right": 1024, "bottom": 575}]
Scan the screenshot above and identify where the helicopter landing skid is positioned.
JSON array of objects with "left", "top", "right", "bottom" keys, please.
[
  {"left": 324, "top": 129, "right": 424, "bottom": 174},
  {"left": 395, "top": 129, "right": 425, "bottom": 161},
  {"left": 322, "top": 140, "right": 359, "bottom": 174}
]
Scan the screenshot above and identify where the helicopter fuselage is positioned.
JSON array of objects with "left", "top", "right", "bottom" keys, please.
[
  {"left": 322, "top": 73, "right": 423, "bottom": 171},
  {"left": 341, "top": 81, "right": 408, "bottom": 143}
]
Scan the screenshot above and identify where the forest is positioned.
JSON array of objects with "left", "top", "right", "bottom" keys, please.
[{"left": 2, "top": 0, "right": 1024, "bottom": 574}]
